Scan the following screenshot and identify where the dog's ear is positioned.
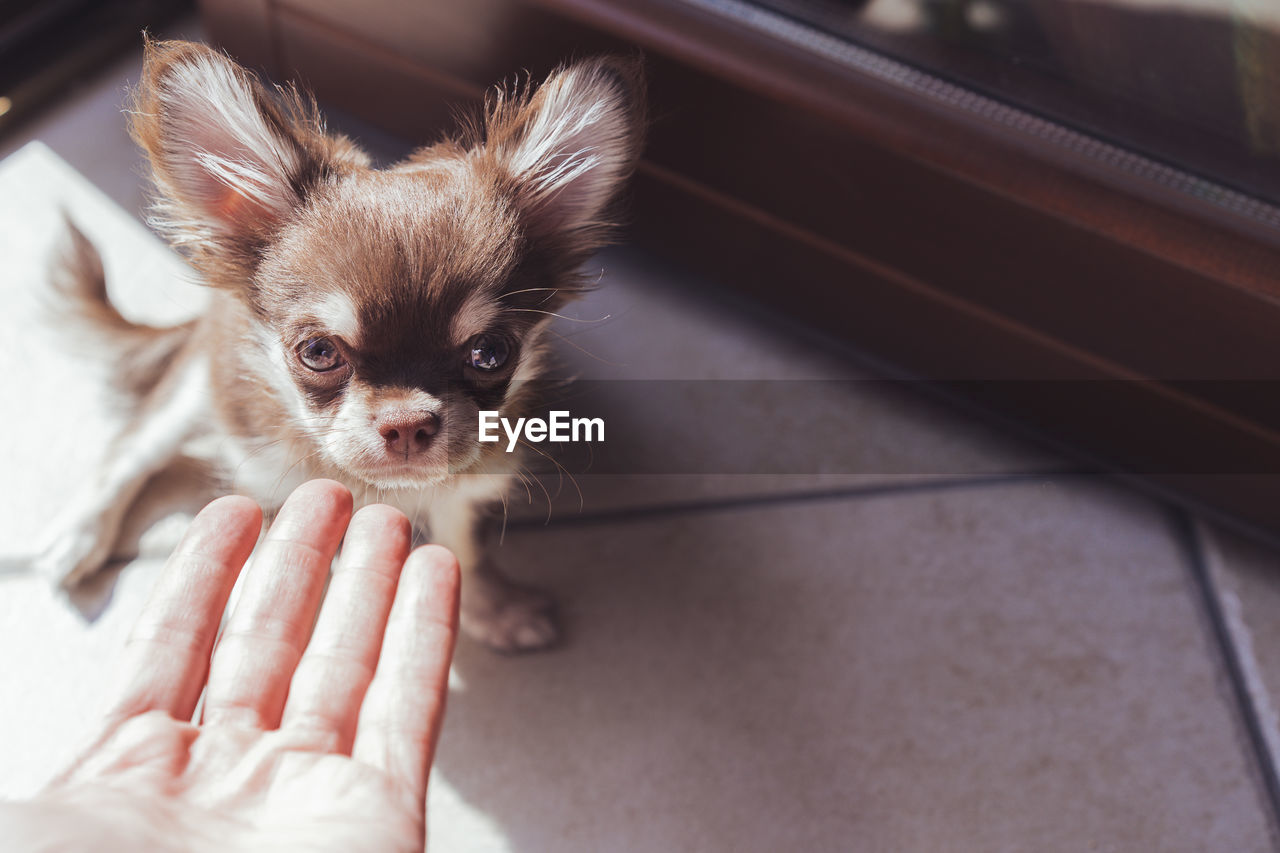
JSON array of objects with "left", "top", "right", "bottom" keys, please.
[
  {"left": 483, "top": 57, "right": 646, "bottom": 255},
  {"left": 130, "top": 40, "right": 332, "bottom": 249}
]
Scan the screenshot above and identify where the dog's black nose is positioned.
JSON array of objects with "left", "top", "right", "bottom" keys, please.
[{"left": 377, "top": 411, "right": 440, "bottom": 456}]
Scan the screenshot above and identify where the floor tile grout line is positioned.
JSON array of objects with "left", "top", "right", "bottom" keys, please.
[
  {"left": 1178, "top": 510, "right": 1280, "bottom": 848},
  {"left": 506, "top": 467, "right": 1092, "bottom": 530}
]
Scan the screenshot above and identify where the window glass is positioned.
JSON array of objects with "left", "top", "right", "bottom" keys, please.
[{"left": 750, "top": 0, "right": 1280, "bottom": 206}]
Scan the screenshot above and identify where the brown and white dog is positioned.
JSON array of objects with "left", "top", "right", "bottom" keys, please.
[{"left": 34, "top": 40, "right": 645, "bottom": 652}]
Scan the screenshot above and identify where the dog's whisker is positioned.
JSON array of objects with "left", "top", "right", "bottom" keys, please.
[
  {"left": 545, "top": 328, "right": 626, "bottom": 367},
  {"left": 517, "top": 438, "right": 583, "bottom": 514},
  {"left": 506, "top": 308, "right": 612, "bottom": 324}
]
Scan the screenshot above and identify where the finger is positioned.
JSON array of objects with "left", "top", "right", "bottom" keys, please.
[
  {"left": 280, "top": 504, "right": 412, "bottom": 751},
  {"left": 107, "top": 495, "right": 262, "bottom": 721},
  {"left": 202, "top": 479, "right": 353, "bottom": 729},
  {"left": 353, "top": 544, "right": 460, "bottom": 804}
]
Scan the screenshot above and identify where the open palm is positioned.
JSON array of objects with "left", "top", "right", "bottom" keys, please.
[{"left": 7, "top": 480, "right": 459, "bottom": 853}]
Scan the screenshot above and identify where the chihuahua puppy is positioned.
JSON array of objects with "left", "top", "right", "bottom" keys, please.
[{"left": 34, "top": 40, "right": 644, "bottom": 652}]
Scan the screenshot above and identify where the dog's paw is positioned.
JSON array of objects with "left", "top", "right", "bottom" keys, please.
[
  {"left": 32, "top": 516, "right": 116, "bottom": 588},
  {"left": 461, "top": 572, "right": 559, "bottom": 654}
]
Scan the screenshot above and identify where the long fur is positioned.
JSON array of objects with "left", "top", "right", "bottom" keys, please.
[{"left": 49, "top": 217, "right": 193, "bottom": 399}]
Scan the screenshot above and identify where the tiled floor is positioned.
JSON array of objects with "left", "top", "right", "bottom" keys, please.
[{"left": 4, "top": 27, "right": 1280, "bottom": 852}]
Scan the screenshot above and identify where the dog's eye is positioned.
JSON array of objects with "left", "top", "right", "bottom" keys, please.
[
  {"left": 467, "top": 334, "right": 510, "bottom": 371},
  {"left": 298, "top": 336, "right": 344, "bottom": 372}
]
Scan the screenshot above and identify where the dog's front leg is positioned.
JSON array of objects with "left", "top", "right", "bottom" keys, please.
[
  {"left": 33, "top": 356, "right": 209, "bottom": 587},
  {"left": 427, "top": 492, "right": 558, "bottom": 653}
]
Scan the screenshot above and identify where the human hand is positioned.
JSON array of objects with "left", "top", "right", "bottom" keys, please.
[{"left": 1, "top": 479, "right": 459, "bottom": 853}]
